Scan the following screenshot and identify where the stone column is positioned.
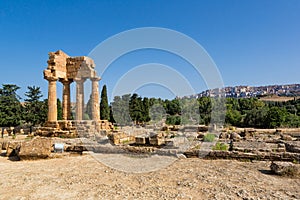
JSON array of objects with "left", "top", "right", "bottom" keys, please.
[
  {"left": 91, "top": 77, "right": 101, "bottom": 121},
  {"left": 60, "top": 79, "right": 72, "bottom": 120},
  {"left": 75, "top": 78, "right": 85, "bottom": 120},
  {"left": 47, "top": 78, "right": 58, "bottom": 122}
]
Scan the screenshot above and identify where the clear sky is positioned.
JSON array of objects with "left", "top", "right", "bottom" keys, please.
[{"left": 0, "top": 0, "right": 299, "bottom": 101}]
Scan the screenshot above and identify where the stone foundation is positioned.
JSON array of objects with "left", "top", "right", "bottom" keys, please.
[{"left": 36, "top": 120, "right": 113, "bottom": 138}]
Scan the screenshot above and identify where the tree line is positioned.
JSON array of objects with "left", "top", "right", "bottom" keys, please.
[
  {"left": 0, "top": 83, "right": 113, "bottom": 127},
  {"left": 110, "top": 94, "right": 300, "bottom": 128},
  {"left": 1, "top": 83, "right": 300, "bottom": 129}
]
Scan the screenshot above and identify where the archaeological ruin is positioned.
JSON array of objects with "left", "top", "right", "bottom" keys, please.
[
  {"left": 1, "top": 51, "right": 299, "bottom": 168},
  {"left": 36, "top": 50, "right": 113, "bottom": 138}
]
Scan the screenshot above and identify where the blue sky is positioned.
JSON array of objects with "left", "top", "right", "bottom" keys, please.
[{"left": 0, "top": 0, "right": 299, "bottom": 101}]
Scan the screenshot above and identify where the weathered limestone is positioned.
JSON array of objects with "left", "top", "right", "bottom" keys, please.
[
  {"left": 18, "top": 137, "right": 52, "bottom": 160},
  {"left": 108, "top": 131, "right": 135, "bottom": 145},
  {"left": 39, "top": 50, "right": 113, "bottom": 137},
  {"left": 91, "top": 77, "right": 101, "bottom": 121},
  {"left": 60, "top": 79, "right": 72, "bottom": 120},
  {"left": 75, "top": 78, "right": 85, "bottom": 120},
  {"left": 6, "top": 141, "right": 21, "bottom": 157},
  {"left": 47, "top": 78, "right": 58, "bottom": 122},
  {"left": 284, "top": 141, "right": 300, "bottom": 153},
  {"left": 271, "top": 162, "right": 300, "bottom": 177},
  {"left": 43, "top": 50, "right": 101, "bottom": 123}
]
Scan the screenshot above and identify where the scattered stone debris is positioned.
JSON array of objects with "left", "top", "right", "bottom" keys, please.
[
  {"left": 270, "top": 161, "right": 300, "bottom": 177},
  {"left": 1, "top": 126, "right": 300, "bottom": 164}
]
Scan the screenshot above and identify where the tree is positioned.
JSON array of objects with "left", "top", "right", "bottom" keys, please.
[
  {"left": 111, "top": 94, "right": 132, "bottom": 125},
  {"left": 266, "top": 107, "right": 288, "bottom": 128},
  {"left": 210, "top": 98, "right": 226, "bottom": 125},
  {"left": 0, "top": 84, "right": 22, "bottom": 127},
  {"left": 24, "top": 86, "right": 47, "bottom": 126},
  {"left": 129, "top": 93, "right": 143, "bottom": 124},
  {"left": 180, "top": 98, "right": 200, "bottom": 125},
  {"left": 85, "top": 94, "right": 93, "bottom": 120},
  {"left": 109, "top": 105, "right": 115, "bottom": 123},
  {"left": 142, "top": 97, "right": 150, "bottom": 122},
  {"left": 100, "top": 85, "right": 110, "bottom": 120},
  {"left": 41, "top": 99, "right": 48, "bottom": 122},
  {"left": 198, "top": 97, "right": 212, "bottom": 125},
  {"left": 149, "top": 103, "right": 166, "bottom": 123},
  {"left": 164, "top": 99, "right": 181, "bottom": 115},
  {"left": 238, "top": 98, "right": 264, "bottom": 114},
  {"left": 243, "top": 107, "right": 269, "bottom": 128},
  {"left": 225, "top": 109, "right": 242, "bottom": 127},
  {"left": 25, "top": 86, "right": 42, "bottom": 102},
  {"left": 225, "top": 98, "right": 242, "bottom": 126},
  {"left": 166, "top": 115, "right": 181, "bottom": 125},
  {"left": 57, "top": 98, "right": 62, "bottom": 120},
  {"left": 284, "top": 113, "right": 300, "bottom": 128}
]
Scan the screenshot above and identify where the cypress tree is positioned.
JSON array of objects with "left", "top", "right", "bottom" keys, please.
[
  {"left": 100, "top": 85, "right": 110, "bottom": 120},
  {"left": 142, "top": 97, "right": 150, "bottom": 122},
  {"left": 57, "top": 98, "right": 63, "bottom": 120}
]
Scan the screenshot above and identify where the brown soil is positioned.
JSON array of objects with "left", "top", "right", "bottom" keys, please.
[{"left": 0, "top": 154, "right": 299, "bottom": 200}]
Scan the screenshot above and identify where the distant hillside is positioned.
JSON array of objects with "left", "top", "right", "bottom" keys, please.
[{"left": 180, "top": 83, "right": 300, "bottom": 99}]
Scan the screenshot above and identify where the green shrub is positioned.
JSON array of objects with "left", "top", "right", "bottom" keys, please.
[
  {"left": 212, "top": 142, "right": 228, "bottom": 151},
  {"left": 193, "top": 144, "right": 201, "bottom": 150},
  {"left": 203, "top": 133, "right": 215, "bottom": 142}
]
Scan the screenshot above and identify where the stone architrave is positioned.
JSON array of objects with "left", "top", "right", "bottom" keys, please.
[{"left": 91, "top": 77, "right": 101, "bottom": 121}]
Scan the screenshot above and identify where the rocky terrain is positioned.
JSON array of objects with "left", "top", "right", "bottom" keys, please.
[{"left": 0, "top": 153, "right": 299, "bottom": 200}]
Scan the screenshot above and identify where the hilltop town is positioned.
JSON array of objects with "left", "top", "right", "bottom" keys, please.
[{"left": 182, "top": 83, "right": 300, "bottom": 99}]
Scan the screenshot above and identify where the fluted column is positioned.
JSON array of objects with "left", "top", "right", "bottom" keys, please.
[
  {"left": 47, "top": 78, "right": 58, "bottom": 122},
  {"left": 60, "top": 79, "right": 72, "bottom": 120},
  {"left": 75, "top": 78, "right": 85, "bottom": 120},
  {"left": 91, "top": 77, "right": 101, "bottom": 121}
]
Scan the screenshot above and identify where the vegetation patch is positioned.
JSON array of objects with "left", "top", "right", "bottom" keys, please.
[
  {"left": 203, "top": 133, "right": 215, "bottom": 142},
  {"left": 212, "top": 142, "right": 228, "bottom": 151}
]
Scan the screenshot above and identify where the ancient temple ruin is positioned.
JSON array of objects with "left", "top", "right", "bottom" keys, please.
[{"left": 37, "top": 50, "right": 112, "bottom": 138}]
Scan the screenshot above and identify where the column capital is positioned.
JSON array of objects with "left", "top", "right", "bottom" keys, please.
[
  {"left": 74, "top": 77, "right": 86, "bottom": 83},
  {"left": 90, "top": 76, "right": 101, "bottom": 82},
  {"left": 45, "top": 76, "right": 58, "bottom": 82},
  {"left": 59, "top": 79, "right": 73, "bottom": 84}
]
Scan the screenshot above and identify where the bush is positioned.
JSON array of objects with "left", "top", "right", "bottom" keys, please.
[
  {"left": 166, "top": 116, "right": 181, "bottom": 125},
  {"left": 203, "top": 133, "right": 215, "bottom": 142},
  {"left": 212, "top": 142, "right": 228, "bottom": 151}
]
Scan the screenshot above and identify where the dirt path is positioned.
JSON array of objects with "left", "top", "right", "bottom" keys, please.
[{"left": 0, "top": 154, "right": 299, "bottom": 200}]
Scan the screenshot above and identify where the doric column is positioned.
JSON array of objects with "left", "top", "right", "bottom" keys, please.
[
  {"left": 47, "top": 77, "right": 58, "bottom": 122},
  {"left": 60, "top": 79, "right": 72, "bottom": 120},
  {"left": 91, "top": 77, "right": 101, "bottom": 121},
  {"left": 75, "top": 78, "right": 85, "bottom": 120}
]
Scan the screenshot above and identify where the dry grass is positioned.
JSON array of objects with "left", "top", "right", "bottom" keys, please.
[{"left": 259, "top": 95, "right": 299, "bottom": 102}]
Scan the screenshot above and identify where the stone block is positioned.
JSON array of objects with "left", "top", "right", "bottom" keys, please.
[
  {"left": 149, "top": 137, "right": 164, "bottom": 146},
  {"left": 135, "top": 136, "right": 146, "bottom": 145},
  {"left": 284, "top": 141, "right": 300, "bottom": 153},
  {"left": 270, "top": 162, "right": 300, "bottom": 177},
  {"left": 18, "top": 137, "right": 52, "bottom": 160},
  {"left": 6, "top": 141, "right": 21, "bottom": 157},
  {"left": 231, "top": 141, "right": 278, "bottom": 153}
]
